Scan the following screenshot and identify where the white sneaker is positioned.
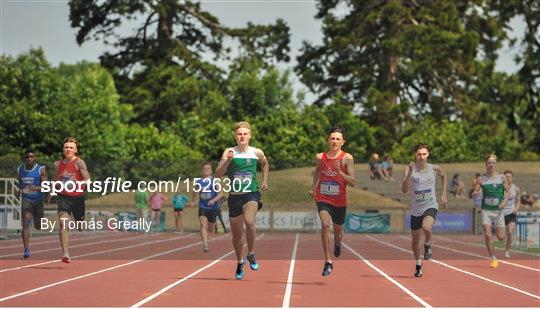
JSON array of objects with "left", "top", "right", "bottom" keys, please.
[{"left": 504, "top": 251, "right": 510, "bottom": 258}]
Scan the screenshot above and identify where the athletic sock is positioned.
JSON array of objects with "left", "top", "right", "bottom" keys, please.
[{"left": 416, "top": 259, "right": 422, "bottom": 266}]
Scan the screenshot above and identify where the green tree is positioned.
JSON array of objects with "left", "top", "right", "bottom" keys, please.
[
  {"left": 0, "top": 49, "right": 132, "bottom": 178},
  {"left": 69, "top": 0, "right": 290, "bottom": 124},
  {"left": 490, "top": 0, "right": 540, "bottom": 152},
  {"left": 295, "top": 0, "right": 513, "bottom": 150},
  {"left": 392, "top": 118, "right": 518, "bottom": 163}
]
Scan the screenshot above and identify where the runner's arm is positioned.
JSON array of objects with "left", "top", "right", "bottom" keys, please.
[
  {"left": 499, "top": 174, "right": 510, "bottom": 210},
  {"left": 210, "top": 184, "right": 224, "bottom": 205},
  {"left": 339, "top": 154, "right": 356, "bottom": 187},
  {"left": 472, "top": 177, "right": 482, "bottom": 198},
  {"left": 401, "top": 162, "right": 414, "bottom": 193},
  {"left": 39, "top": 166, "right": 49, "bottom": 198},
  {"left": 190, "top": 189, "right": 199, "bottom": 207},
  {"left": 76, "top": 159, "right": 90, "bottom": 181},
  {"left": 434, "top": 164, "right": 448, "bottom": 208},
  {"left": 215, "top": 148, "right": 234, "bottom": 178},
  {"left": 256, "top": 148, "right": 269, "bottom": 191},
  {"left": 53, "top": 161, "right": 60, "bottom": 180}
]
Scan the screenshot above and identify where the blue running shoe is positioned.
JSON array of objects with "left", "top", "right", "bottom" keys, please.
[
  {"left": 235, "top": 260, "right": 246, "bottom": 280},
  {"left": 322, "top": 261, "right": 333, "bottom": 276},
  {"left": 23, "top": 248, "right": 30, "bottom": 259},
  {"left": 247, "top": 252, "right": 259, "bottom": 271}
]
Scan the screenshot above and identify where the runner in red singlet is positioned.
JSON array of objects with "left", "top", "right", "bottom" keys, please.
[
  {"left": 51, "top": 137, "right": 90, "bottom": 263},
  {"left": 309, "top": 127, "right": 356, "bottom": 276}
]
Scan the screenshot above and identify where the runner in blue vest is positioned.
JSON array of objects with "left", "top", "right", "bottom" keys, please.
[
  {"left": 17, "top": 149, "right": 48, "bottom": 258},
  {"left": 189, "top": 162, "right": 224, "bottom": 252}
]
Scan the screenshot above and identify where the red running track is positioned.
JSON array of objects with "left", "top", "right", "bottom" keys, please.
[{"left": 1, "top": 232, "right": 538, "bottom": 307}]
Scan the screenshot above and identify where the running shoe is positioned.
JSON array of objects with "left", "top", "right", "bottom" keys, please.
[
  {"left": 203, "top": 244, "right": 210, "bottom": 252},
  {"left": 490, "top": 259, "right": 498, "bottom": 268},
  {"left": 322, "top": 261, "right": 333, "bottom": 276},
  {"left": 247, "top": 252, "right": 260, "bottom": 271},
  {"left": 424, "top": 243, "right": 432, "bottom": 260},
  {"left": 235, "top": 260, "right": 246, "bottom": 280},
  {"left": 414, "top": 264, "right": 422, "bottom": 277},
  {"left": 23, "top": 248, "right": 30, "bottom": 259},
  {"left": 61, "top": 254, "right": 71, "bottom": 264},
  {"left": 334, "top": 242, "right": 342, "bottom": 258},
  {"left": 504, "top": 251, "right": 510, "bottom": 258}
]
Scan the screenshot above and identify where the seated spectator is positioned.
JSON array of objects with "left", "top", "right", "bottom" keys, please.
[
  {"left": 368, "top": 153, "right": 388, "bottom": 181},
  {"left": 449, "top": 173, "right": 465, "bottom": 198},
  {"left": 381, "top": 154, "right": 394, "bottom": 181}
]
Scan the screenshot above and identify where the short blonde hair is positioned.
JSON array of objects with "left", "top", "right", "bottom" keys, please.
[
  {"left": 235, "top": 121, "right": 251, "bottom": 131},
  {"left": 486, "top": 154, "right": 497, "bottom": 161}
]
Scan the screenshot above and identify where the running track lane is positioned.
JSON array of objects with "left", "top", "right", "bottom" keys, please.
[
  {"left": 430, "top": 235, "right": 540, "bottom": 269},
  {"left": 289, "top": 233, "right": 423, "bottom": 307},
  {"left": 0, "top": 232, "right": 147, "bottom": 258},
  {"left": 434, "top": 233, "right": 540, "bottom": 258},
  {"left": 347, "top": 234, "right": 539, "bottom": 307},
  {"left": 0, "top": 233, "right": 210, "bottom": 305},
  {"left": 0, "top": 232, "right": 107, "bottom": 245},
  {"left": 0, "top": 232, "right": 175, "bottom": 271},
  {"left": 135, "top": 233, "right": 295, "bottom": 307},
  {"left": 389, "top": 235, "right": 540, "bottom": 296},
  {"left": 1, "top": 232, "right": 118, "bottom": 250}
]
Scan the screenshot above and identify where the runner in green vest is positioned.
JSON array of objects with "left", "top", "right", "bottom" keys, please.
[
  {"left": 472, "top": 154, "right": 509, "bottom": 268},
  {"left": 215, "top": 121, "right": 269, "bottom": 280}
]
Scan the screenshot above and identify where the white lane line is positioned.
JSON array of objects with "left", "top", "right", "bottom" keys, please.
[
  {"left": 1, "top": 233, "right": 111, "bottom": 249},
  {"left": 398, "top": 235, "right": 540, "bottom": 272},
  {"left": 0, "top": 234, "right": 229, "bottom": 303},
  {"left": 343, "top": 242, "right": 432, "bottom": 308},
  {"left": 433, "top": 235, "right": 540, "bottom": 257},
  {"left": 130, "top": 233, "right": 266, "bottom": 308},
  {"left": 1, "top": 233, "right": 143, "bottom": 258},
  {"left": 1, "top": 233, "right": 195, "bottom": 273},
  {"left": 368, "top": 235, "right": 540, "bottom": 301},
  {"left": 282, "top": 233, "right": 299, "bottom": 308}
]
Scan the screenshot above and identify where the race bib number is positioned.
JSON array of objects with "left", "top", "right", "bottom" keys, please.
[
  {"left": 200, "top": 192, "right": 212, "bottom": 200},
  {"left": 234, "top": 172, "right": 253, "bottom": 182},
  {"left": 320, "top": 181, "right": 340, "bottom": 196},
  {"left": 21, "top": 178, "right": 36, "bottom": 193},
  {"left": 484, "top": 197, "right": 499, "bottom": 206},
  {"left": 414, "top": 189, "right": 432, "bottom": 203}
]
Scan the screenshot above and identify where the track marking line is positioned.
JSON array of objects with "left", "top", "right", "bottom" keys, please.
[
  {"left": 343, "top": 242, "right": 432, "bottom": 308},
  {"left": 0, "top": 233, "right": 195, "bottom": 273},
  {"left": 368, "top": 235, "right": 540, "bottom": 301},
  {"left": 0, "top": 234, "right": 229, "bottom": 303},
  {"left": 398, "top": 235, "right": 540, "bottom": 272},
  {"left": 433, "top": 235, "right": 540, "bottom": 257},
  {"left": 1, "top": 233, "right": 113, "bottom": 249},
  {"left": 0, "top": 233, "right": 144, "bottom": 258},
  {"left": 130, "top": 233, "right": 266, "bottom": 308},
  {"left": 282, "top": 233, "right": 299, "bottom": 308}
]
